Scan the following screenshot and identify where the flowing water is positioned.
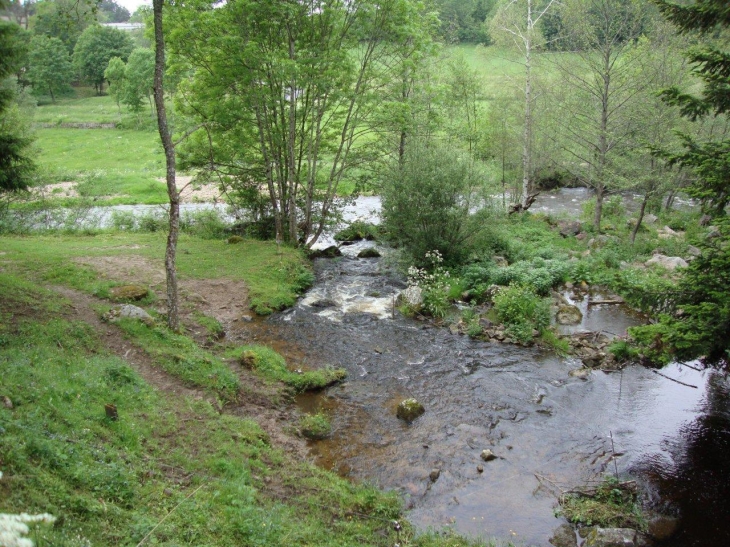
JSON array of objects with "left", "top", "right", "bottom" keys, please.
[{"left": 226, "top": 239, "right": 729, "bottom": 546}]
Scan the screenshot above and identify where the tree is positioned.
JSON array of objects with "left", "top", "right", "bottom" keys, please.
[
  {"left": 121, "top": 47, "right": 154, "bottom": 113},
  {"left": 28, "top": 34, "right": 73, "bottom": 101},
  {"left": 171, "top": 0, "right": 434, "bottom": 247},
  {"left": 653, "top": 0, "right": 730, "bottom": 216},
  {"left": 381, "top": 139, "right": 492, "bottom": 265},
  {"left": 99, "top": 0, "right": 130, "bottom": 23},
  {"left": 104, "top": 55, "right": 125, "bottom": 112},
  {"left": 152, "top": 0, "right": 180, "bottom": 332},
  {"left": 31, "top": 0, "right": 95, "bottom": 52},
  {"left": 73, "top": 23, "right": 133, "bottom": 93},
  {"left": 0, "top": 5, "right": 34, "bottom": 192},
  {"left": 550, "top": 0, "right": 651, "bottom": 231},
  {"left": 490, "top": 0, "right": 559, "bottom": 210}
]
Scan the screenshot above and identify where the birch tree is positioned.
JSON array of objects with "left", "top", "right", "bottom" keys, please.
[{"left": 490, "top": 0, "right": 559, "bottom": 210}]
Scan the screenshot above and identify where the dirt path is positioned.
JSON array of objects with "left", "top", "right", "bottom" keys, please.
[{"left": 52, "top": 282, "right": 307, "bottom": 459}]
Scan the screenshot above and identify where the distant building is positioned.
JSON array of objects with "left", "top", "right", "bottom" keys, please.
[{"left": 101, "top": 22, "right": 144, "bottom": 32}]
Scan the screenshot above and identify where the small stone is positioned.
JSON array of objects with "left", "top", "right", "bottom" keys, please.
[
  {"left": 582, "top": 527, "right": 637, "bottom": 547},
  {"left": 480, "top": 449, "right": 496, "bottom": 462},
  {"left": 105, "top": 403, "right": 118, "bottom": 420},
  {"left": 2, "top": 395, "right": 13, "bottom": 409},
  {"left": 396, "top": 398, "right": 425, "bottom": 422},
  {"left": 429, "top": 468, "right": 440, "bottom": 482},
  {"left": 476, "top": 465, "right": 484, "bottom": 473},
  {"left": 164, "top": 488, "right": 173, "bottom": 496},
  {"left": 687, "top": 245, "right": 702, "bottom": 258},
  {"left": 569, "top": 368, "right": 591, "bottom": 379},
  {"left": 549, "top": 523, "right": 578, "bottom": 547}
]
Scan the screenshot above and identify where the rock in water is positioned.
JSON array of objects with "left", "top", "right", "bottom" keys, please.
[
  {"left": 110, "top": 284, "right": 149, "bottom": 301},
  {"left": 357, "top": 247, "right": 381, "bottom": 258},
  {"left": 582, "top": 527, "right": 637, "bottom": 547},
  {"left": 549, "top": 523, "right": 578, "bottom": 547},
  {"left": 396, "top": 398, "right": 425, "bottom": 422},
  {"left": 556, "top": 304, "right": 583, "bottom": 325}
]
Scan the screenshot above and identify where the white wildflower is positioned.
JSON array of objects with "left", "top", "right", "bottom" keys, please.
[{"left": 0, "top": 512, "right": 56, "bottom": 547}]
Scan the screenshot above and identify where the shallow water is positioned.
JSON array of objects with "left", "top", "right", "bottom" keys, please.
[{"left": 229, "top": 247, "right": 729, "bottom": 546}]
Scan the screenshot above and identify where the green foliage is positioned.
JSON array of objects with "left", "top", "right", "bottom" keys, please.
[
  {"left": 234, "top": 345, "right": 346, "bottom": 393},
  {"left": 0, "top": 18, "right": 34, "bottom": 192},
  {"left": 299, "top": 411, "right": 331, "bottom": 440},
  {"left": 382, "top": 140, "right": 494, "bottom": 265},
  {"left": 28, "top": 35, "right": 74, "bottom": 101},
  {"left": 492, "top": 284, "right": 550, "bottom": 343},
  {"left": 607, "top": 339, "right": 640, "bottom": 363},
  {"left": 333, "top": 221, "right": 380, "bottom": 242},
  {"left": 116, "top": 318, "right": 241, "bottom": 401},
  {"left": 118, "top": 47, "right": 154, "bottom": 114},
  {"left": 463, "top": 257, "right": 569, "bottom": 297},
  {"left": 558, "top": 476, "right": 646, "bottom": 530},
  {"left": 73, "top": 24, "right": 133, "bottom": 93}
]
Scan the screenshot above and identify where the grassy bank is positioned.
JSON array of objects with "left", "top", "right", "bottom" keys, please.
[{"left": 0, "top": 242, "right": 499, "bottom": 547}]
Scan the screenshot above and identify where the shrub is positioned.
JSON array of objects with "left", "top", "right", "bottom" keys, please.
[
  {"left": 380, "top": 139, "right": 496, "bottom": 266},
  {"left": 493, "top": 284, "right": 550, "bottom": 343},
  {"left": 299, "top": 411, "right": 331, "bottom": 440}
]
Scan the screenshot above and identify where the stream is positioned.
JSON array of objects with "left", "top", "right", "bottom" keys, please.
[{"left": 219, "top": 191, "right": 728, "bottom": 547}]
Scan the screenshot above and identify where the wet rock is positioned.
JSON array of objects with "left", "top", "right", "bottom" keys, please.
[
  {"left": 581, "top": 527, "right": 637, "bottom": 547},
  {"left": 357, "top": 247, "right": 381, "bottom": 258},
  {"left": 550, "top": 523, "right": 578, "bottom": 547},
  {"left": 581, "top": 350, "right": 605, "bottom": 368},
  {"left": 645, "top": 254, "right": 688, "bottom": 271},
  {"left": 310, "top": 299, "right": 337, "bottom": 308},
  {"left": 397, "top": 286, "right": 423, "bottom": 308},
  {"left": 557, "top": 304, "right": 583, "bottom": 325},
  {"left": 429, "top": 468, "right": 441, "bottom": 482},
  {"left": 104, "top": 304, "right": 155, "bottom": 327},
  {"left": 647, "top": 514, "right": 678, "bottom": 540},
  {"left": 308, "top": 245, "right": 342, "bottom": 258},
  {"left": 480, "top": 449, "right": 496, "bottom": 462},
  {"left": 2, "top": 395, "right": 12, "bottom": 409},
  {"left": 493, "top": 255, "right": 509, "bottom": 267},
  {"left": 559, "top": 221, "right": 582, "bottom": 238},
  {"left": 110, "top": 284, "right": 149, "bottom": 301},
  {"left": 569, "top": 368, "right": 591, "bottom": 379},
  {"left": 396, "top": 398, "right": 425, "bottom": 422}
]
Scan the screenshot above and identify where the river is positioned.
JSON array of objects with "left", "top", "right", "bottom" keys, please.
[{"left": 222, "top": 191, "right": 727, "bottom": 547}]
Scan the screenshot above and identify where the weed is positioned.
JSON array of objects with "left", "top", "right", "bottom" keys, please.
[
  {"left": 300, "top": 411, "right": 331, "bottom": 440},
  {"left": 558, "top": 476, "right": 646, "bottom": 531},
  {"left": 493, "top": 284, "right": 550, "bottom": 343}
]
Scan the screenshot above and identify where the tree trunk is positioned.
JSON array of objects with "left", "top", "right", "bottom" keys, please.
[
  {"left": 631, "top": 193, "right": 648, "bottom": 243},
  {"left": 521, "top": 25, "right": 532, "bottom": 209},
  {"left": 152, "top": 0, "right": 180, "bottom": 332},
  {"left": 287, "top": 32, "right": 298, "bottom": 244}
]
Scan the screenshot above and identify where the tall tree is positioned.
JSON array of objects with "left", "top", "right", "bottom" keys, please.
[
  {"left": 171, "top": 0, "right": 434, "bottom": 247},
  {"left": 152, "top": 0, "right": 180, "bottom": 332},
  {"left": 28, "top": 34, "right": 73, "bottom": 101},
  {"left": 490, "top": 0, "right": 558, "bottom": 210},
  {"left": 0, "top": 3, "right": 34, "bottom": 192},
  {"left": 73, "top": 23, "right": 133, "bottom": 93},
  {"left": 31, "top": 0, "right": 96, "bottom": 52},
  {"left": 654, "top": 0, "right": 730, "bottom": 216},
  {"left": 550, "top": 0, "right": 651, "bottom": 231}
]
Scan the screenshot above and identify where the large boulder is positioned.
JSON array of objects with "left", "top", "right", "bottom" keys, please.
[
  {"left": 559, "top": 221, "right": 582, "bottom": 238},
  {"left": 309, "top": 245, "right": 342, "bottom": 259},
  {"left": 397, "top": 286, "right": 423, "bottom": 308},
  {"left": 357, "top": 247, "right": 381, "bottom": 258},
  {"left": 556, "top": 304, "right": 583, "bottom": 325},
  {"left": 104, "top": 304, "right": 155, "bottom": 327},
  {"left": 396, "top": 398, "right": 425, "bottom": 422},
  {"left": 581, "top": 528, "right": 637, "bottom": 547},
  {"left": 645, "top": 254, "right": 688, "bottom": 271},
  {"left": 110, "top": 284, "right": 149, "bottom": 301}
]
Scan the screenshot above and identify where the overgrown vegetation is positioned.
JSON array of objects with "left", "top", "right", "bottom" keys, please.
[{"left": 558, "top": 477, "right": 646, "bottom": 531}]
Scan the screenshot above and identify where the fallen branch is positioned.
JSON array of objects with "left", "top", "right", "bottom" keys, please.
[{"left": 650, "top": 369, "right": 698, "bottom": 388}]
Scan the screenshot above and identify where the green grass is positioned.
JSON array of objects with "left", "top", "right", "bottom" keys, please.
[
  {"left": 233, "top": 345, "right": 347, "bottom": 392},
  {"left": 0, "top": 271, "right": 500, "bottom": 547},
  {"left": 34, "top": 93, "right": 155, "bottom": 126},
  {"left": 0, "top": 232, "right": 312, "bottom": 315}
]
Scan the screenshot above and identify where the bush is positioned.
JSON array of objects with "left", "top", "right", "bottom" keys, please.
[
  {"left": 380, "top": 139, "right": 496, "bottom": 266},
  {"left": 493, "top": 284, "right": 550, "bottom": 343},
  {"left": 180, "top": 209, "right": 229, "bottom": 239},
  {"left": 299, "top": 411, "right": 331, "bottom": 440}
]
